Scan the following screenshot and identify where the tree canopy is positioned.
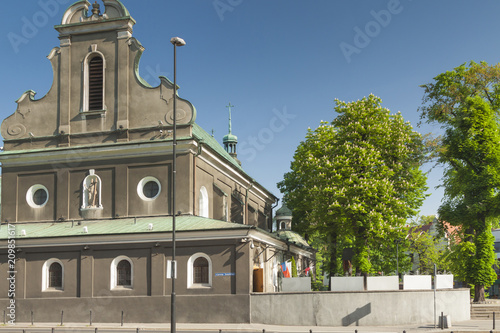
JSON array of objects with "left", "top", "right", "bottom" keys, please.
[
  {"left": 419, "top": 61, "right": 500, "bottom": 302},
  {"left": 279, "top": 94, "right": 427, "bottom": 278}
]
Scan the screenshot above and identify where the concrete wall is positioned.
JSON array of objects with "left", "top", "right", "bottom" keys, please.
[
  {"left": 250, "top": 289, "right": 470, "bottom": 326},
  {"left": 1, "top": 289, "right": 469, "bottom": 325}
]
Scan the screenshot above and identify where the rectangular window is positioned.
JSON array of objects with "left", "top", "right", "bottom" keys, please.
[{"left": 88, "top": 56, "right": 103, "bottom": 111}]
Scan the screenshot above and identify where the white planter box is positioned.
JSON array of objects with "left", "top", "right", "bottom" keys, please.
[
  {"left": 366, "top": 276, "right": 398, "bottom": 291},
  {"left": 403, "top": 275, "right": 432, "bottom": 290},
  {"left": 330, "top": 276, "right": 364, "bottom": 291}
]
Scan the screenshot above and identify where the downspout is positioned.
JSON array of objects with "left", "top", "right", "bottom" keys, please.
[{"left": 193, "top": 141, "right": 204, "bottom": 215}]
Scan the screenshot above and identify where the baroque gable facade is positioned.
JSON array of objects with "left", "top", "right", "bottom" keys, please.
[{"left": 0, "top": 0, "right": 314, "bottom": 324}]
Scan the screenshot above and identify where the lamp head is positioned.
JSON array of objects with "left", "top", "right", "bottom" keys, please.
[{"left": 170, "top": 37, "right": 186, "bottom": 46}]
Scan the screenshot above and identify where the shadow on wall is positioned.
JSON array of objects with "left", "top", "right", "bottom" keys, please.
[{"left": 342, "top": 303, "right": 371, "bottom": 326}]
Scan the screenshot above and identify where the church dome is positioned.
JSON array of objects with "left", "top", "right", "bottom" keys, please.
[
  {"left": 276, "top": 204, "right": 292, "bottom": 217},
  {"left": 223, "top": 133, "right": 238, "bottom": 143}
]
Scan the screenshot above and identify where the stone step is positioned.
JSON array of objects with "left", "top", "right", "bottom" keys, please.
[
  {"left": 471, "top": 303, "right": 500, "bottom": 320},
  {"left": 471, "top": 313, "right": 496, "bottom": 319}
]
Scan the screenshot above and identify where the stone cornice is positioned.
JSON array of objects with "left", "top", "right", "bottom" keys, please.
[
  {"left": 0, "top": 139, "right": 195, "bottom": 167},
  {"left": 55, "top": 17, "right": 135, "bottom": 37}
]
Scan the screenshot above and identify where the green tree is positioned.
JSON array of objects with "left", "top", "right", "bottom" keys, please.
[
  {"left": 419, "top": 61, "right": 500, "bottom": 302},
  {"left": 291, "top": 256, "right": 298, "bottom": 277},
  {"left": 279, "top": 94, "right": 427, "bottom": 279},
  {"left": 408, "top": 228, "right": 448, "bottom": 275}
]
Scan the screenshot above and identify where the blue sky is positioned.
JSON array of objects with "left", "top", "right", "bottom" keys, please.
[{"left": 2, "top": 0, "right": 500, "bottom": 217}]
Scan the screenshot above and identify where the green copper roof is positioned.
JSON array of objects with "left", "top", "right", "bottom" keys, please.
[
  {"left": 192, "top": 123, "right": 242, "bottom": 170},
  {"left": 0, "top": 215, "right": 253, "bottom": 240},
  {"left": 223, "top": 133, "right": 238, "bottom": 143},
  {"left": 273, "top": 230, "right": 312, "bottom": 250},
  {"left": 276, "top": 204, "right": 292, "bottom": 217}
]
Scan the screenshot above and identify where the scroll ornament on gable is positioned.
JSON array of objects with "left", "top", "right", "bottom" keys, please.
[{"left": 1, "top": 90, "right": 37, "bottom": 140}]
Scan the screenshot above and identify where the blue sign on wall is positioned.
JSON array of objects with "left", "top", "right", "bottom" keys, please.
[{"left": 215, "top": 272, "right": 235, "bottom": 277}]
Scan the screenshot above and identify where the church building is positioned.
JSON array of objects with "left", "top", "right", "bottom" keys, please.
[{"left": 0, "top": 0, "right": 314, "bottom": 324}]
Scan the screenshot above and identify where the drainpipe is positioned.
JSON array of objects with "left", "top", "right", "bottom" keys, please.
[{"left": 192, "top": 141, "right": 204, "bottom": 215}]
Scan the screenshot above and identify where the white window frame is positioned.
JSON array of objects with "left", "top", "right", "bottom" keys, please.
[
  {"left": 187, "top": 252, "right": 212, "bottom": 289},
  {"left": 223, "top": 196, "right": 229, "bottom": 222},
  {"left": 82, "top": 48, "right": 106, "bottom": 113},
  {"left": 110, "top": 256, "right": 133, "bottom": 290},
  {"left": 26, "top": 184, "right": 49, "bottom": 208},
  {"left": 42, "top": 258, "right": 64, "bottom": 292},
  {"left": 137, "top": 176, "right": 161, "bottom": 201},
  {"left": 199, "top": 186, "right": 209, "bottom": 218}
]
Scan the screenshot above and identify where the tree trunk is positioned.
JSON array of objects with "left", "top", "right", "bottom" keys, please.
[
  {"left": 327, "top": 238, "right": 339, "bottom": 291},
  {"left": 474, "top": 284, "right": 486, "bottom": 303}
]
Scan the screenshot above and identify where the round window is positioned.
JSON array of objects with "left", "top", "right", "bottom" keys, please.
[
  {"left": 26, "top": 185, "right": 49, "bottom": 208},
  {"left": 143, "top": 181, "right": 160, "bottom": 199},
  {"left": 137, "top": 177, "right": 161, "bottom": 201},
  {"left": 33, "top": 189, "right": 48, "bottom": 205}
]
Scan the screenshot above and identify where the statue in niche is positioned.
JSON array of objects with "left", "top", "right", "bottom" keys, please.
[
  {"left": 81, "top": 169, "right": 103, "bottom": 210},
  {"left": 85, "top": 178, "right": 99, "bottom": 207}
]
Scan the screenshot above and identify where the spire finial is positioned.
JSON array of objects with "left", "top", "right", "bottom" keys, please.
[
  {"left": 226, "top": 102, "right": 235, "bottom": 134},
  {"left": 92, "top": 1, "right": 101, "bottom": 16}
]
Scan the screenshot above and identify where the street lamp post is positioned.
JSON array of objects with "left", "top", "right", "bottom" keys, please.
[{"left": 170, "top": 36, "right": 185, "bottom": 333}]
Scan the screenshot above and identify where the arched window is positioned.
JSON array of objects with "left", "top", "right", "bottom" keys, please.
[
  {"left": 42, "top": 259, "right": 64, "bottom": 291},
  {"left": 199, "top": 186, "right": 209, "bottom": 218},
  {"left": 83, "top": 48, "right": 106, "bottom": 113},
  {"left": 187, "top": 253, "right": 212, "bottom": 288},
  {"left": 117, "top": 260, "right": 131, "bottom": 286},
  {"left": 193, "top": 257, "right": 209, "bottom": 284},
  {"left": 280, "top": 221, "right": 286, "bottom": 230},
  {"left": 110, "top": 256, "right": 133, "bottom": 289},
  {"left": 231, "top": 194, "right": 244, "bottom": 224},
  {"left": 49, "top": 262, "right": 63, "bottom": 288}
]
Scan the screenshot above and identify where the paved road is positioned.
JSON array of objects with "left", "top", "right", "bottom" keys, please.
[
  {"left": 0, "top": 330, "right": 276, "bottom": 333},
  {"left": 0, "top": 320, "right": 498, "bottom": 333},
  {"left": 0, "top": 330, "right": 237, "bottom": 333}
]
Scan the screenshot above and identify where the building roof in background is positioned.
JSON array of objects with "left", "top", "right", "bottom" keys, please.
[
  {"left": 273, "top": 230, "right": 312, "bottom": 250},
  {"left": 276, "top": 204, "right": 292, "bottom": 217}
]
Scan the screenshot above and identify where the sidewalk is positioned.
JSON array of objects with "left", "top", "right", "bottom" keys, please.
[{"left": 0, "top": 320, "right": 499, "bottom": 333}]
